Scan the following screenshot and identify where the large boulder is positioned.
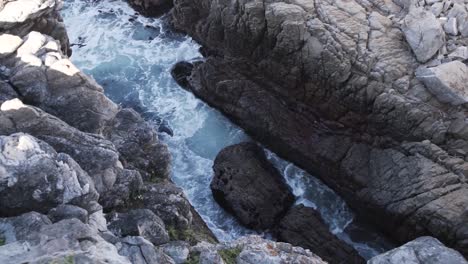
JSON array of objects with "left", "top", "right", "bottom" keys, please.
[
  {"left": 211, "top": 142, "right": 294, "bottom": 230},
  {"left": 276, "top": 205, "right": 364, "bottom": 264},
  {"left": 416, "top": 61, "right": 468, "bottom": 105},
  {"left": 368, "top": 236, "right": 468, "bottom": 264},
  {"left": 401, "top": 7, "right": 445, "bottom": 63},
  {"left": 0, "top": 133, "right": 98, "bottom": 216},
  {"left": 171, "top": 0, "right": 468, "bottom": 256}
]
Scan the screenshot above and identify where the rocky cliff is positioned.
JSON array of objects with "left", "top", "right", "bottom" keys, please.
[
  {"left": 1, "top": 0, "right": 468, "bottom": 263},
  {"left": 170, "top": 0, "right": 468, "bottom": 257}
]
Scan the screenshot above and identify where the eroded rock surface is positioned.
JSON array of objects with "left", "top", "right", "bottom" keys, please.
[
  {"left": 211, "top": 142, "right": 294, "bottom": 230},
  {"left": 171, "top": 0, "right": 468, "bottom": 256}
]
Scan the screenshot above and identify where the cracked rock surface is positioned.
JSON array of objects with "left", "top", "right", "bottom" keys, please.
[{"left": 171, "top": 0, "right": 468, "bottom": 256}]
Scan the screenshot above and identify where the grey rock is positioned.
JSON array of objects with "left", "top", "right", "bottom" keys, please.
[
  {"left": 0, "top": 79, "right": 17, "bottom": 104},
  {"left": 416, "top": 61, "right": 468, "bottom": 105},
  {"left": 218, "top": 235, "right": 325, "bottom": 264},
  {"left": 0, "top": 217, "right": 130, "bottom": 264},
  {"left": 47, "top": 204, "right": 88, "bottom": 223},
  {"left": 135, "top": 182, "right": 193, "bottom": 229},
  {"left": 211, "top": 142, "right": 294, "bottom": 230},
  {"left": 0, "top": 0, "right": 70, "bottom": 55},
  {"left": 0, "top": 99, "right": 143, "bottom": 210},
  {"left": 0, "top": 133, "right": 98, "bottom": 216},
  {"left": 444, "top": 17, "right": 459, "bottom": 35},
  {"left": 108, "top": 209, "right": 170, "bottom": 246},
  {"left": 402, "top": 7, "right": 445, "bottom": 62},
  {"left": 117, "top": 236, "right": 175, "bottom": 264},
  {"left": 368, "top": 237, "right": 468, "bottom": 264},
  {"left": 2, "top": 31, "right": 117, "bottom": 134},
  {"left": 104, "top": 108, "right": 171, "bottom": 181},
  {"left": 161, "top": 241, "right": 190, "bottom": 264},
  {"left": 276, "top": 205, "right": 364, "bottom": 264},
  {"left": 171, "top": 0, "right": 468, "bottom": 256},
  {"left": 448, "top": 46, "right": 468, "bottom": 61}
]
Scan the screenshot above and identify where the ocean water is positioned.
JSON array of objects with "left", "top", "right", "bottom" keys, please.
[{"left": 61, "top": 0, "right": 390, "bottom": 258}]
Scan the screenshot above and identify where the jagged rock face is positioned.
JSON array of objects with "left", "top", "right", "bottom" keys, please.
[
  {"left": 211, "top": 142, "right": 295, "bottom": 230},
  {"left": 0, "top": 214, "right": 130, "bottom": 264},
  {"left": 368, "top": 236, "right": 468, "bottom": 264},
  {"left": 0, "top": 0, "right": 71, "bottom": 55},
  {"left": 0, "top": 99, "right": 143, "bottom": 209},
  {"left": 0, "top": 133, "right": 98, "bottom": 216},
  {"left": 171, "top": 0, "right": 468, "bottom": 256},
  {"left": 276, "top": 205, "right": 364, "bottom": 264},
  {"left": 0, "top": 31, "right": 117, "bottom": 134}
]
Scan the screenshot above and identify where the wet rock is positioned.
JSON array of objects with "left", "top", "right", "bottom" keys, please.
[
  {"left": 0, "top": 217, "right": 130, "bottom": 264},
  {"left": 211, "top": 142, "right": 294, "bottom": 230},
  {"left": 127, "top": 0, "right": 174, "bottom": 17},
  {"left": 108, "top": 209, "right": 170, "bottom": 246},
  {"left": 416, "top": 61, "right": 468, "bottom": 105},
  {"left": 0, "top": 133, "right": 98, "bottom": 216},
  {"left": 171, "top": 61, "right": 194, "bottom": 88},
  {"left": 117, "top": 236, "right": 176, "bottom": 264},
  {"left": 368, "top": 237, "right": 468, "bottom": 264},
  {"left": 276, "top": 205, "right": 364, "bottom": 264},
  {"left": 47, "top": 204, "right": 89, "bottom": 223}
]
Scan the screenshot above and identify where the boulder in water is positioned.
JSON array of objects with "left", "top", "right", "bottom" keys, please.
[{"left": 211, "top": 142, "right": 295, "bottom": 230}]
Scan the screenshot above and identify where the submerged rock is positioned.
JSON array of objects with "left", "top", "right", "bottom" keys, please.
[
  {"left": 276, "top": 205, "right": 364, "bottom": 264},
  {"left": 211, "top": 142, "right": 294, "bottom": 230},
  {"left": 368, "top": 236, "right": 468, "bottom": 264}
]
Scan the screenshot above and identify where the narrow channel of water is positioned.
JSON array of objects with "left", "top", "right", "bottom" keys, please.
[{"left": 62, "top": 0, "right": 390, "bottom": 258}]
